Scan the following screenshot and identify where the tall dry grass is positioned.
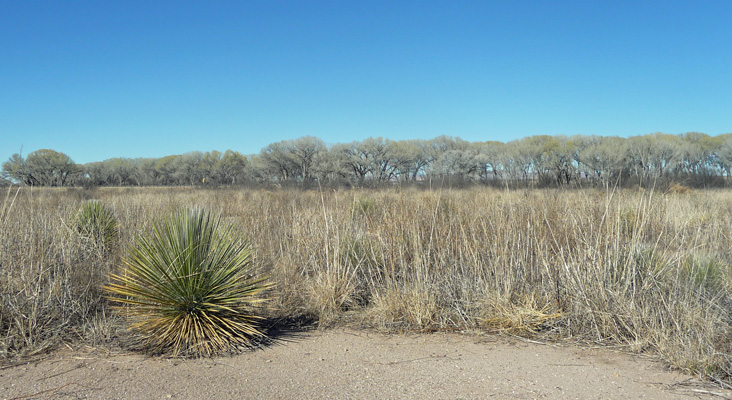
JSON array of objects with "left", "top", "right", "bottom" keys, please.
[{"left": 1, "top": 185, "right": 731, "bottom": 384}]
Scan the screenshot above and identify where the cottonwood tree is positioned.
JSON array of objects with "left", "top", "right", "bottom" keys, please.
[
  {"left": 500, "top": 139, "right": 534, "bottom": 185},
  {"left": 106, "top": 158, "right": 136, "bottom": 186},
  {"left": 154, "top": 155, "right": 180, "bottom": 185},
  {"left": 430, "top": 147, "right": 482, "bottom": 181},
  {"left": 214, "top": 150, "right": 248, "bottom": 184},
  {"left": 426, "top": 136, "right": 476, "bottom": 180},
  {"left": 2, "top": 149, "right": 80, "bottom": 186},
  {"left": 575, "top": 136, "right": 628, "bottom": 186},
  {"left": 478, "top": 141, "right": 506, "bottom": 181},
  {"left": 545, "top": 136, "right": 577, "bottom": 185},
  {"left": 2, "top": 153, "right": 31, "bottom": 185},
  {"left": 311, "top": 148, "right": 350, "bottom": 183},
  {"left": 677, "top": 132, "right": 722, "bottom": 180},
  {"left": 516, "top": 135, "right": 576, "bottom": 185},
  {"left": 259, "top": 142, "right": 293, "bottom": 181},
  {"left": 648, "top": 133, "right": 682, "bottom": 179},
  {"left": 716, "top": 134, "right": 732, "bottom": 180},
  {"left": 333, "top": 141, "right": 372, "bottom": 183},
  {"left": 361, "top": 137, "right": 399, "bottom": 182},
  {"left": 172, "top": 152, "right": 200, "bottom": 185},
  {"left": 289, "top": 136, "right": 326, "bottom": 181},
  {"left": 627, "top": 134, "right": 680, "bottom": 182},
  {"left": 134, "top": 158, "right": 158, "bottom": 186},
  {"left": 392, "top": 139, "right": 433, "bottom": 181},
  {"left": 259, "top": 136, "right": 325, "bottom": 182},
  {"left": 10, "top": 132, "right": 732, "bottom": 189}
]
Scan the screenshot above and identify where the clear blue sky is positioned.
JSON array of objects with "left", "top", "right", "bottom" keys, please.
[{"left": 2, "top": 1, "right": 731, "bottom": 164}]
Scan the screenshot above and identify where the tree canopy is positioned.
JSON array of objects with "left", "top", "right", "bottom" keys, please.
[{"left": 4, "top": 132, "right": 732, "bottom": 188}]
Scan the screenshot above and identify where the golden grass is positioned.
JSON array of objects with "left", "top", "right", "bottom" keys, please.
[{"left": 1, "top": 185, "right": 732, "bottom": 384}]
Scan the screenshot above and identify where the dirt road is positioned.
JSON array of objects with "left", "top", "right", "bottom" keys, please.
[{"left": 2, "top": 330, "right": 727, "bottom": 399}]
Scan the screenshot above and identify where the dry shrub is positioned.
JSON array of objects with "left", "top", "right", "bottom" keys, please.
[
  {"left": 306, "top": 262, "right": 362, "bottom": 326},
  {"left": 368, "top": 285, "right": 440, "bottom": 331},
  {"left": 0, "top": 188, "right": 116, "bottom": 361},
  {"left": 480, "top": 295, "right": 562, "bottom": 336},
  {"left": 668, "top": 182, "right": 692, "bottom": 194}
]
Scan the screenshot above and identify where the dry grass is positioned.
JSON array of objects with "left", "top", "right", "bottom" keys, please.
[{"left": 2, "top": 185, "right": 732, "bottom": 384}]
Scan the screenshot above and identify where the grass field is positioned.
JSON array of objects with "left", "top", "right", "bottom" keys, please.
[{"left": 1, "top": 185, "right": 731, "bottom": 385}]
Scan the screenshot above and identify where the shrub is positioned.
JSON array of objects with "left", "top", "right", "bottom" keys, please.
[
  {"left": 74, "top": 200, "right": 119, "bottom": 252},
  {"left": 105, "top": 206, "right": 270, "bottom": 356},
  {"left": 353, "top": 196, "right": 377, "bottom": 219},
  {"left": 668, "top": 182, "right": 692, "bottom": 194}
]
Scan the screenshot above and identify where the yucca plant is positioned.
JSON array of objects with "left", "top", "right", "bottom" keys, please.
[
  {"left": 105, "top": 206, "right": 270, "bottom": 356},
  {"left": 74, "top": 200, "right": 119, "bottom": 252}
]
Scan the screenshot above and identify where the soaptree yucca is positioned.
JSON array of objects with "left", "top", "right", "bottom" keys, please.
[
  {"left": 106, "top": 207, "right": 270, "bottom": 356},
  {"left": 75, "top": 200, "right": 119, "bottom": 252}
]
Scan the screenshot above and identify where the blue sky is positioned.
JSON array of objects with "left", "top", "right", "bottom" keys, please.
[{"left": 2, "top": 1, "right": 731, "bottom": 164}]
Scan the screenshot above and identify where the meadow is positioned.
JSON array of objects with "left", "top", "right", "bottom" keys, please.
[{"left": 1, "top": 185, "right": 731, "bottom": 386}]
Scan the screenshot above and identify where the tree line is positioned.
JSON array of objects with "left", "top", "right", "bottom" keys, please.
[{"left": 4, "top": 132, "right": 732, "bottom": 188}]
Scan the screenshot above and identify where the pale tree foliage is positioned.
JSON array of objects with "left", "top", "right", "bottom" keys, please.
[
  {"left": 676, "top": 132, "right": 722, "bottom": 178},
  {"left": 247, "top": 154, "right": 269, "bottom": 182},
  {"left": 651, "top": 133, "right": 681, "bottom": 178},
  {"left": 192, "top": 150, "right": 249, "bottom": 185},
  {"left": 215, "top": 150, "right": 249, "bottom": 184},
  {"left": 426, "top": 136, "right": 477, "bottom": 179},
  {"left": 543, "top": 136, "right": 577, "bottom": 185},
  {"left": 8, "top": 132, "right": 732, "bottom": 188},
  {"left": 575, "top": 136, "right": 627, "bottom": 185},
  {"left": 361, "top": 137, "right": 399, "bottom": 182},
  {"left": 515, "top": 135, "right": 576, "bottom": 185},
  {"left": 430, "top": 147, "right": 482, "bottom": 181},
  {"left": 627, "top": 134, "right": 681, "bottom": 181},
  {"left": 333, "top": 138, "right": 399, "bottom": 183},
  {"left": 477, "top": 141, "right": 506, "bottom": 181},
  {"left": 200, "top": 151, "right": 223, "bottom": 180},
  {"left": 260, "top": 136, "right": 325, "bottom": 182},
  {"left": 500, "top": 139, "right": 535, "bottom": 183},
  {"left": 311, "top": 148, "right": 350, "bottom": 183},
  {"left": 2, "top": 149, "right": 81, "bottom": 186},
  {"left": 428, "top": 135, "right": 469, "bottom": 154},
  {"left": 153, "top": 155, "right": 179, "bottom": 185},
  {"left": 2, "top": 153, "right": 31, "bottom": 185},
  {"left": 519, "top": 135, "right": 552, "bottom": 181},
  {"left": 332, "top": 142, "right": 369, "bottom": 182},
  {"left": 716, "top": 135, "right": 732, "bottom": 177},
  {"left": 85, "top": 159, "right": 135, "bottom": 186},
  {"left": 260, "top": 142, "right": 297, "bottom": 181},
  {"left": 135, "top": 158, "right": 158, "bottom": 186},
  {"left": 391, "top": 139, "right": 432, "bottom": 181},
  {"left": 172, "top": 152, "right": 204, "bottom": 186},
  {"left": 76, "top": 150, "right": 248, "bottom": 186},
  {"left": 290, "top": 136, "right": 326, "bottom": 181},
  {"left": 627, "top": 135, "right": 654, "bottom": 180}
]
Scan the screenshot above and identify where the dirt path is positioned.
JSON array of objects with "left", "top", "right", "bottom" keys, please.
[{"left": 1, "top": 330, "right": 728, "bottom": 399}]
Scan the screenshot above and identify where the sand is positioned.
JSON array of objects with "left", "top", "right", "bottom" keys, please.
[{"left": 2, "top": 330, "right": 729, "bottom": 399}]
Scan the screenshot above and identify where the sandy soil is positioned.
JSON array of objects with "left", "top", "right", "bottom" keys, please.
[{"left": 1, "top": 330, "right": 729, "bottom": 400}]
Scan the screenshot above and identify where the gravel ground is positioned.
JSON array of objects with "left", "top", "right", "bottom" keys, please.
[{"left": 2, "top": 330, "right": 729, "bottom": 400}]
